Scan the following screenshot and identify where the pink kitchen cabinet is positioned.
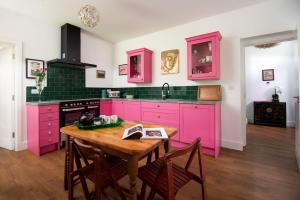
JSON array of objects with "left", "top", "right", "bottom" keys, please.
[
  {"left": 180, "top": 104, "right": 220, "bottom": 157},
  {"left": 186, "top": 31, "right": 222, "bottom": 80},
  {"left": 127, "top": 48, "right": 153, "bottom": 83},
  {"left": 100, "top": 100, "right": 112, "bottom": 115},
  {"left": 111, "top": 100, "right": 141, "bottom": 121},
  {"left": 27, "top": 104, "right": 60, "bottom": 156},
  {"left": 141, "top": 102, "right": 180, "bottom": 141}
]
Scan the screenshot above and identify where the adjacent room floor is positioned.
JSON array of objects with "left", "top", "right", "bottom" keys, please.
[{"left": 0, "top": 124, "right": 299, "bottom": 200}]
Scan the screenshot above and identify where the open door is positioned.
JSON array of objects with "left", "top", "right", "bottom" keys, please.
[
  {"left": 296, "top": 25, "right": 300, "bottom": 172},
  {"left": 0, "top": 43, "right": 15, "bottom": 150}
]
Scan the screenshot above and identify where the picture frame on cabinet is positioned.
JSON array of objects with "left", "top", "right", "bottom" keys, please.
[
  {"left": 262, "top": 69, "right": 274, "bottom": 81},
  {"left": 26, "top": 58, "right": 44, "bottom": 79},
  {"left": 118, "top": 64, "right": 128, "bottom": 75},
  {"left": 96, "top": 70, "right": 106, "bottom": 78}
]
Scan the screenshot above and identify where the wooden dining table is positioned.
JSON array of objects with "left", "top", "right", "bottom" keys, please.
[{"left": 60, "top": 121, "right": 177, "bottom": 200}]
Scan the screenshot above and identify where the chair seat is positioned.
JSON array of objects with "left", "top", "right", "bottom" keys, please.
[
  {"left": 82, "top": 156, "right": 128, "bottom": 189},
  {"left": 138, "top": 158, "right": 193, "bottom": 197}
]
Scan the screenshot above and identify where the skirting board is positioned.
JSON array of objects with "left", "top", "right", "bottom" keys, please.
[
  {"left": 15, "top": 140, "right": 27, "bottom": 151},
  {"left": 0, "top": 138, "right": 14, "bottom": 150},
  {"left": 221, "top": 139, "right": 243, "bottom": 151}
]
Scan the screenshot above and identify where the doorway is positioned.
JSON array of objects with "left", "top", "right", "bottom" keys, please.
[
  {"left": 0, "top": 42, "right": 15, "bottom": 150},
  {"left": 241, "top": 30, "right": 299, "bottom": 146}
]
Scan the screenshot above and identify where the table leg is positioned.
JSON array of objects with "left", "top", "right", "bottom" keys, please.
[
  {"left": 64, "top": 135, "right": 70, "bottom": 190},
  {"left": 164, "top": 139, "right": 170, "bottom": 153},
  {"left": 128, "top": 157, "right": 138, "bottom": 200}
]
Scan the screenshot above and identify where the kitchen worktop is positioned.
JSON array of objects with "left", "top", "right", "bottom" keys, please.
[{"left": 27, "top": 98, "right": 220, "bottom": 105}]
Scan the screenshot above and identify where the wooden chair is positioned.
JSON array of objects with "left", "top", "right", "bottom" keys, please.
[
  {"left": 138, "top": 138, "right": 207, "bottom": 200},
  {"left": 68, "top": 138, "right": 128, "bottom": 200}
]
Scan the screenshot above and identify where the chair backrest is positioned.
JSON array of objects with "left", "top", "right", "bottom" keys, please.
[
  {"left": 164, "top": 138, "right": 201, "bottom": 170},
  {"left": 73, "top": 138, "right": 104, "bottom": 167}
]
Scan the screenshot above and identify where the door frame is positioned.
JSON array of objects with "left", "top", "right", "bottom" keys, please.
[
  {"left": 0, "top": 38, "right": 23, "bottom": 151},
  {"left": 240, "top": 30, "right": 298, "bottom": 147}
]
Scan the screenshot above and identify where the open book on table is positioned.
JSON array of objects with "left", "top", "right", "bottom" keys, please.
[{"left": 122, "top": 124, "right": 168, "bottom": 140}]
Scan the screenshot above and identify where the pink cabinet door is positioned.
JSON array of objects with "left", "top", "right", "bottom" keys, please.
[
  {"left": 180, "top": 104, "right": 215, "bottom": 148},
  {"left": 111, "top": 100, "right": 125, "bottom": 119},
  {"left": 100, "top": 100, "right": 112, "bottom": 115},
  {"left": 124, "top": 101, "right": 141, "bottom": 121}
]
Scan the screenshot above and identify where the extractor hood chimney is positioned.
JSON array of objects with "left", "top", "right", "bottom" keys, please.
[{"left": 47, "top": 23, "right": 97, "bottom": 69}]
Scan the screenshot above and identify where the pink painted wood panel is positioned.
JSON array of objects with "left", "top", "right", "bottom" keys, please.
[
  {"left": 100, "top": 100, "right": 112, "bottom": 115},
  {"left": 111, "top": 100, "right": 125, "bottom": 119},
  {"left": 39, "top": 105, "right": 59, "bottom": 113},
  {"left": 124, "top": 101, "right": 141, "bottom": 121},
  {"left": 39, "top": 112, "right": 59, "bottom": 122},
  {"left": 180, "top": 104, "right": 215, "bottom": 148},
  {"left": 186, "top": 31, "right": 221, "bottom": 80},
  {"left": 27, "top": 105, "right": 41, "bottom": 155},
  {"left": 141, "top": 102, "right": 179, "bottom": 111}
]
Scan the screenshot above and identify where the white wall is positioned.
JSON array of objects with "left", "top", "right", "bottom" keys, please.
[
  {"left": 0, "top": 8, "right": 113, "bottom": 150},
  {"left": 113, "top": 0, "right": 300, "bottom": 150},
  {"left": 245, "top": 41, "right": 299, "bottom": 127}
]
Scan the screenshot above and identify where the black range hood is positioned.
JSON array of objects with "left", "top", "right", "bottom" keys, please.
[{"left": 47, "top": 23, "right": 97, "bottom": 69}]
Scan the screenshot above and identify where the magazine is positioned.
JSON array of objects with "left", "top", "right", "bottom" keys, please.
[{"left": 122, "top": 124, "right": 168, "bottom": 140}]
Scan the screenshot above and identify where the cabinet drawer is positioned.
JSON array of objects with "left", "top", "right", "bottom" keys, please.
[
  {"left": 39, "top": 133, "right": 59, "bottom": 147},
  {"left": 39, "top": 120, "right": 59, "bottom": 130},
  {"left": 141, "top": 102, "right": 179, "bottom": 111},
  {"left": 142, "top": 109, "right": 179, "bottom": 126},
  {"left": 39, "top": 105, "right": 59, "bottom": 114},
  {"left": 39, "top": 112, "right": 59, "bottom": 122},
  {"left": 40, "top": 126, "right": 59, "bottom": 138}
]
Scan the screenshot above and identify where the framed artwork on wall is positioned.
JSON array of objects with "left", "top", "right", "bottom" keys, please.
[
  {"left": 161, "top": 49, "right": 179, "bottom": 74},
  {"left": 118, "top": 64, "right": 127, "bottom": 75},
  {"left": 262, "top": 69, "right": 274, "bottom": 81},
  {"left": 96, "top": 70, "right": 106, "bottom": 78},
  {"left": 26, "top": 58, "right": 45, "bottom": 79}
]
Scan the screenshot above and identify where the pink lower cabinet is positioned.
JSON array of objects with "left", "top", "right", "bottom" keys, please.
[
  {"left": 141, "top": 102, "right": 180, "bottom": 141},
  {"left": 27, "top": 104, "right": 60, "bottom": 156},
  {"left": 180, "top": 104, "right": 220, "bottom": 157},
  {"left": 100, "top": 100, "right": 112, "bottom": 115},
  {"left": 111, "top": 100, "right": 141, "bottom": 121}
]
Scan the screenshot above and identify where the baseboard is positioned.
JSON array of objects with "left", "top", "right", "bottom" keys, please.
[
  {"left": 287, "top": 121, "right": 296, "bottom": 128},
  {"left": 221, "top": 139, "right": 243, "bottom": 151},
  {"left": 247, "top": 118, "right": 254, "bottom": 124},
  {"left": 0, "top": 138, "right": 14, "bottom": 150},
  {"left": 15, "top": 140, "right": 27, "bottom": 151}
]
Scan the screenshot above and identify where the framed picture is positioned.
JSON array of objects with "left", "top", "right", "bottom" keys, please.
[
  {"left": 161, "top": 49, "right": 179, "bottom": 74},
  {"left": 118, "top": 64, "right": 127, "bottom": 75},
  {"left": 262, "top": 69, "right": 274, "bottom": 81},
  {"left": 26, "top": 58, "right": 44, "bottom": 79},
  {"left": 96, "top": 70, "right": 105, "bottom": 78}
]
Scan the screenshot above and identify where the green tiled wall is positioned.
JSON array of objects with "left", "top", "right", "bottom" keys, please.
[{"left": 26, "top": 65, "right": 198, "bottom": 102}]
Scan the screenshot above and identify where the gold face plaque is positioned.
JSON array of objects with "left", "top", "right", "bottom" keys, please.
[{"left": 161, "top": 49, "right": 179, "bottom": 74}]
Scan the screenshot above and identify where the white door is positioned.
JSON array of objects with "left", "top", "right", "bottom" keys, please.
[
  {"left": 0, "top": 43, "right": 14, "bottom": 150},
  {"left": 296, "top": 26, "right": 300, "bottom": 171}
]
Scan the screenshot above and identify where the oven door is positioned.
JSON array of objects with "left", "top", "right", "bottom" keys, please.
[
  {"left": 86, "top": 105, "right": 100, "bottom": 117},
  {"left": 60, "top": 106, "right": 86, "bottom": 146}
]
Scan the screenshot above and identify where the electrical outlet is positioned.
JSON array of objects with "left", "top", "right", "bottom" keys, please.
[{"left": 31, "top": 89, "right": 38, "bottom": 94}]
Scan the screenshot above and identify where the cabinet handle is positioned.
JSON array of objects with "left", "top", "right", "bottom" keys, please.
[
  {"left": 194, "top": 106, "right": 198, "bottom": 109},
  {"left": 48, "top": 122, "right": 51, "bottom": 126},
  {"left": 157, "top": 105, "right": 160, "bottom": 107},
  {"left": 48, "top": 131, "right": 52, "bottom": 135},
  {"left": 47, "top": 107, "right": 52, "bottom": 111},
  {"left": 157, "top": 115, "right": 160, "bottom": 118}
]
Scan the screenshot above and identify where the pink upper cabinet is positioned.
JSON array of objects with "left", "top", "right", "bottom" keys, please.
[
  {"left": 186, "top": 31, "right": 222, "bottom": 80},
  {"left": 127, "top": 48, "right": 153, "bottom": 83}
]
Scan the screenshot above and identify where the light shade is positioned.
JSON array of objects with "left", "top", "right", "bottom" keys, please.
[{"left": 78, "top": 5, "right": 100, "bottom": 28}]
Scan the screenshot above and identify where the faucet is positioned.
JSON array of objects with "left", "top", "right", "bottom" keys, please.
[{"left": 161, "top": 83, "right": 170, "bottom": 100}]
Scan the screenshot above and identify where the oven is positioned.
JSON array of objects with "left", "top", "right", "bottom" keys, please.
[{"left": 59, "top": 99, "right": 100, "bottom": 146}]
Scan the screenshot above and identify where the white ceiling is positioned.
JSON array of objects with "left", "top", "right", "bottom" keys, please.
[{"left": 0, "top": 0, "right": 268, "bottom": 42}]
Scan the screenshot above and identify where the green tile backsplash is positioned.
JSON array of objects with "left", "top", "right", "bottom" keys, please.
[{"left": 26, "top": 64, "right": 198, "bottom": 102}]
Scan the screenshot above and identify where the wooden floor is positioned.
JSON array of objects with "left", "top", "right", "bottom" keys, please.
[{"left": 0, "top": 124, "right": 300, "bottom": 200}]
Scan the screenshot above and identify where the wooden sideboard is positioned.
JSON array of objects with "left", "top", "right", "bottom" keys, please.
[{"left": 254, "top": 101, "right": 286, "bottom": 128}]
